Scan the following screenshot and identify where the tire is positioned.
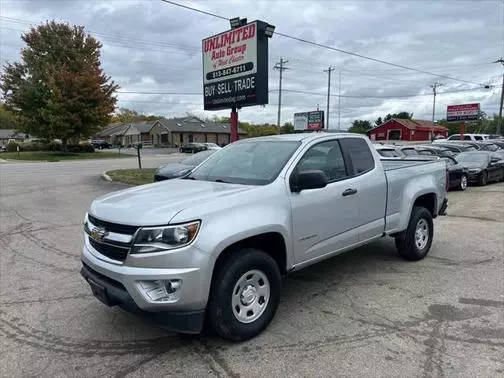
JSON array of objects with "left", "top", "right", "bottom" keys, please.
[
  {"left": 395, "top": 206, "right": 434, "bottom": 261},
  {"left": 459, "top": 174, "right": 467, "bottom": 191},
  {"left": 207, "top": 248, "right": 281, "bottom": 341},
  {"left": 479, "top": 171, "right": 487, "bottom": 186}
]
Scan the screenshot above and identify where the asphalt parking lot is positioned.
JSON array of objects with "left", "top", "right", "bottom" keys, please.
[{"left": 1, "top": 157, "right": 503, "bottom": 377}]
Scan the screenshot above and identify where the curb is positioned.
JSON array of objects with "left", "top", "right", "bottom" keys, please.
[{"left": 101, "top": 171, "right": 112, "bottom": 182}]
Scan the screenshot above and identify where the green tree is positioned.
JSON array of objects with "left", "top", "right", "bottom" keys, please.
[
  {"left": 384, "top": 112, "right": 412, "bottom": 122},
  {"left": 0, "top": 21, "right": 118, "bottom": 150},
  {"left": 280, "top": 122, "right": 294, "bottom": 134},
  {"left": 0, "top": 103, "right": 20, "bottom": 129},
  {"left": 348, "top": 119, "right": 372, "bottom": 134},
  {"left": 375, "top": 116, "right": 383, "bottom": 126},
  {"left": 110, "top": 108, "right": 158, "bottom": 124}
]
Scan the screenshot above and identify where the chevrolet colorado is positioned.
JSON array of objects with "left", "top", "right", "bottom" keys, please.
[{"left": 81, "top": 133, "right": 447, "bottom": 341}]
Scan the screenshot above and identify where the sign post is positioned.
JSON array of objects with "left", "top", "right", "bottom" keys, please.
[{"left": 202, "top": 20, "right": 273, "bottom": 142}]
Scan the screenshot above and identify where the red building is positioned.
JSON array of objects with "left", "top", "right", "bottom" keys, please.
[{"left": 367, "top": 119, "right": 448, "bottom": 142}]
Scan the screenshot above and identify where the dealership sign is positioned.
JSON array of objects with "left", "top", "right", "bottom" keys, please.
[
  {"left": 294, "top": 111, "right": 325, "bottom": 130},
  {"left": 203, "top": 20, "right": 269, "bottom": 110},
  {"left": 446, "top": 103, "right": 480, "bottom": 122}
]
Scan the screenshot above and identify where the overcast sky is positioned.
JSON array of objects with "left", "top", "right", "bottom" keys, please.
[{"left": 1, "top": 0, "right": 503, "bottom": 129}]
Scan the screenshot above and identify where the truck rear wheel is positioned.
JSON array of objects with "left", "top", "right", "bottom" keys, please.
[
  {"left": 395, "top": 206, "right": 433, "bottom": 261},
  {"left": 207, "top": 248, "right": 281, "bottom": 341}
]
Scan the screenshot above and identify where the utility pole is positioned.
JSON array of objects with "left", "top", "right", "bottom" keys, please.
[
  {"left": 494, "top": 58, "right": 504, "bottom": 135},
  {"left": 274, "top": 58, "right": 289, "bottom": 128},
  {"left": 338, "top": 70, "right": 342, "bottom": 131},
  {"left": 323, "top": 66, "right": 335, "bottom": 130},
  {"left": 430, "top": 82, "right": 444, "bottom": 123}
]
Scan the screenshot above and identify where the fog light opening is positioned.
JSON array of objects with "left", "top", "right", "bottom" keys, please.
[{"left": 139, "top": 279, "right": 182, "bottom": 302}]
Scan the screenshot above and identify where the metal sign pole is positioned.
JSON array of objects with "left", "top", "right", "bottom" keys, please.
[{"left": 230, "top": 106, "right": 238, "bottom": 143}]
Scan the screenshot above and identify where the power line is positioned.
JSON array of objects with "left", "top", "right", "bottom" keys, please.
[
  {"left": 160, "top": 0, "right": 490, "bottom": 87},
  {"left": 117, "top": 91, "right": 202, "bottom": 95},
  {"left": 271, "top": 86, "right": 497, "bottom": 99}
]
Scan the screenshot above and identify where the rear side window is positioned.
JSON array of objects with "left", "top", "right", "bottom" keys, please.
[
  {"left": 474, "top": 136, "right": 483, "bottom": 140},
  {"left": 340, "top": 138, "right": 375, "bottom": 175}
]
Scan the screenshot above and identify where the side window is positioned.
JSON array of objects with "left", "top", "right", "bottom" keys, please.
[
  {"left": 340, "top": 138, "right": 375, "bottom": 174},
  {"left": 464, "top": 135, "right": 471, "bottom": 140},
  {"left": 449, "top": 135, "right": 460, "bottom": 140},
  {"left": 474, "top": 136, "right": 483, "bottom": 141},
  {"left": 295, "top": 140, "right": 348, "bottom": 182}
]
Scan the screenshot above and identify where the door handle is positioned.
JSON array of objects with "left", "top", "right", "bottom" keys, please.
[{"left": 342, "top": 188, "right": 357, "bottom": 196}]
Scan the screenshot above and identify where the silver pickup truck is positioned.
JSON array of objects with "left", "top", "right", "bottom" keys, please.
[{"left": 81, "top": 133, "right": 448, "bottom": 341}]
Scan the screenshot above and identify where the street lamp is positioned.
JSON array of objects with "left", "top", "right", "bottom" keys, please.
[
  {"left": 264, "top": 24, "right": 276, "bottom": 38},
  {"left": 229, "top": 17, "right": 241, "bottom": 28}
]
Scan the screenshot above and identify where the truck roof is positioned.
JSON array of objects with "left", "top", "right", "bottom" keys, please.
[{"left": 238, "top": 132, "right": 362, "bottom": 143}]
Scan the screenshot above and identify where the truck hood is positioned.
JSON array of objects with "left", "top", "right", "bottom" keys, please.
[{"left": 90, "top": 179, "right": 256, "bottom": 226}]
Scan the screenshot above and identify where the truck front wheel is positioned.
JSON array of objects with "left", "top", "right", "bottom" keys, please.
[
  {"left": 207, "top": 248, "right": 281, "bottom": 341},
  {"left": 395, "top": 206, "right": 433, "bottom": 261}
]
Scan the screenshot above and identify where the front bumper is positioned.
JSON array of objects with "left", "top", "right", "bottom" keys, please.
[
  {"left": 467, "top": 171, "right": 482, "bottom": 182},
  {"left": 80, "top": 263, "right": 204, "bottom": 333},
  {"left": 81, "top": 240, "right": 210, "bottom": 310}
]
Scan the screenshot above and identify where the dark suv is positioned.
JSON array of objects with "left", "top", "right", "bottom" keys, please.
[{"left": 91, "top": 140, "right": 112, "bottom": 149}]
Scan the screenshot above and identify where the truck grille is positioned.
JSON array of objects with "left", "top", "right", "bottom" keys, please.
[
  {"left": 87, "top": 214, "right": 139, "bottom": 235},
  {"left": 88, "top": 238, "right": 129, "bottom": 261},
  {"left": 86, "top": 215, "right": 140, "bottom": 262}
]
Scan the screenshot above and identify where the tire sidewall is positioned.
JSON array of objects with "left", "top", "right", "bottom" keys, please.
[
  {"left": 410, "top": 208, "right": 433, "bottom": 258},
  {"left": 460, "top": 174, "right": 467, "bottom": 191},
  {"left": 480, "top": 171, "right": 487, "bottom": 186},
  {"left": 208, "top": 249, "right": 281, "bottom": 341}
]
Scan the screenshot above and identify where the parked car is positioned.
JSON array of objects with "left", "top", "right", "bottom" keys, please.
[
  {"left": 396, "top": 146, "right": 420, "bottom": 157},
  {"left": 491, "top": 140, "right": 504, "bottom": 149},
  {"left": 91, "top": 140, "right": 112, "bottom": 149},
  {"left": 455, "top": 151, "right": 504, "bottom": 185},
  {"left": 0, "top": 145, "right": 6, "bottom": 152},
  {"left": 445, "top": 133, "right": 488, "bottom": 141},
  {"left": 154, "top": 150, "right": 215, "bottom": 182},
  {"left": 374, "top": 144, "right": 403, "bottom": 158},
  {"left": 204, "top": 142, "right": 222, "bottom": 150},
  {"left": 415, "top": 145, "right": 455, "bottom": 157},
  {"left": 179, "top": 142, "right": 207, "bottom": 153},
  {"left": 81, "top": 133, "right": 448, "bottom": 341},
  {"left": 431, "top": 141, "right": 478, "bottom": 154},
  {"left": 442, "top": 156, "right": 469, "bottom": 191}
]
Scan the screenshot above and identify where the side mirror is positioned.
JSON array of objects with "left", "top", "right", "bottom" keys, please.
[{"left": 291, "top": 170, "right": 328, "bottom": 192}]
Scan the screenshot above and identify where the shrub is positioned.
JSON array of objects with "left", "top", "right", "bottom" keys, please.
[
  {"left": 66, "top": 143, "right": 95, "bottom": 153},
  {"left": 6, "top": 141, "right": 19, "bottom": 152}
]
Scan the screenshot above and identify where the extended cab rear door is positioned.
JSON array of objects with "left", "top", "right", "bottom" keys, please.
[
  {"left": 338, "top": 137, "right": 387, "bottom": 241},
  {"left": 288, "top": 138, "right": 361, "bottom": 265}
]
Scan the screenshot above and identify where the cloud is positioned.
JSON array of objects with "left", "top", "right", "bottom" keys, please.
[{"left": 1, "top": 0, "right": 502, "bottom": 128}]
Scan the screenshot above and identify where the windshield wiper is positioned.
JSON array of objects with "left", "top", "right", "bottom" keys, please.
[
  {"left": 183, "top": 175, "right": 196, "bottom": 180},
  {"left": 214, "top": 179, "right": 230, "bottom": 183}
]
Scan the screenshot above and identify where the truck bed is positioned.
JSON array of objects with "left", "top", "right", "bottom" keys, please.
[
  {"left": 381, "top": 158, "right": 441, "bottom": 171},
  {"left": 382, "top": 158, "right": 447, "bottom": 234}
]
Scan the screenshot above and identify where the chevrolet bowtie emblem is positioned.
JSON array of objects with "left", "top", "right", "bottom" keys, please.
[{"left": 89, "top": 226, "right": 108, "bottom": 242}]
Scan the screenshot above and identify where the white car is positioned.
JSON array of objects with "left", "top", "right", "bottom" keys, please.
[
  {"left": 204, "top": 142, "right": 222, "bottom": 150},
  {"left": 443, "top": 133, "right": 489, "bottom": 141}
]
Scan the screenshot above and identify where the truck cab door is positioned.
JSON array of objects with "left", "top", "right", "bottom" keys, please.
[
  {"left": 338, "top": 138, "right": 387, "bottom": 241},
  {"left": 288, "top": 139, "right": 360, "bottom": 265}
]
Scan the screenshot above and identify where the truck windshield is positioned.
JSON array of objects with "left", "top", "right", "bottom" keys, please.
[{"left": 188, "top": 140, "right": 300, "bottom": 185}]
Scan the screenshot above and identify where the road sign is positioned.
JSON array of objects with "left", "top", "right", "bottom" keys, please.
[
  {"left": 447, "top": 103, "right": 480, "bottom": 122},
  {"left": 203, "top": 20, "right": 269, "bottom": 111}
]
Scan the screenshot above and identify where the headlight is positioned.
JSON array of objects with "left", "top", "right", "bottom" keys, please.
[
  {"left": 468, "top": 168, "right": 481, "bottom": 173},
  {"left": 131, "top": 221, "right": 200, "bottom": 254}
]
